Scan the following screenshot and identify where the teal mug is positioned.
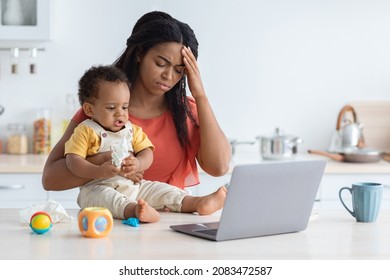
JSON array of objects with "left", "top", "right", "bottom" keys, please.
[{"left": 339, "top": 182, "right": 383, "bottom": 223}]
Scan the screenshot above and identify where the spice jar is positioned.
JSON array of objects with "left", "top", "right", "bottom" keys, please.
[
  {"left": 0, "top": 136, "right": 3, "bottom": 154},
  {"left": 7, "top": 123, "right": 28, "bottom": 154},
  {"left": 33, "top": 108, "right": 51, "bottom": 154}
]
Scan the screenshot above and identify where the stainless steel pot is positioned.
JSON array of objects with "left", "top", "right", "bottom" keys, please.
[{"left": 256, "top": 128, "right": 303, "bottom": 160}]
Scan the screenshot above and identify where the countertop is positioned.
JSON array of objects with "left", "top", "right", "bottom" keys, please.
[
  {"left": 1, "top": 208, "right": 390, "bottom": 260},
  {"left": 0, "top": 154, "right": 48, "bottom": 173},
  {"left": 230, "top": 152, "right": 390, "bottom": 175},
  {"left": 1, "top": 153, "right": 390, "bottom": 174}
]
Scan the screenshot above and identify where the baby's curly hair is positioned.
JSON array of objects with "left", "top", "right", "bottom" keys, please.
[{"left": 78, "top": 65, "right": 130, "bottom": 105}]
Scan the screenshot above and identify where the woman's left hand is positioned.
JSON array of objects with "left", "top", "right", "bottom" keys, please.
[
  {"left": 181, "top": 48, "right": 231, "bottom": 177},
  {"left": 182, "top": 46, "right": 205, "bottom": 99}
]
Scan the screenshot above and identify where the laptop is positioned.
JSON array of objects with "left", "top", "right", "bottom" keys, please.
[{"left": 170, "top": 160, "right": 326, "bottom": 241}]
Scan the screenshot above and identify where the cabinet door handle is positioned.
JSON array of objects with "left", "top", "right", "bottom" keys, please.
[{"left": 0, "top": 184, "right": 25, "bottom": 190}]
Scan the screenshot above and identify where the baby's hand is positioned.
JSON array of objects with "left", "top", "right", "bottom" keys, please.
[
  {"left": 121, "top": 155, "right": 141, "bottom": 178},
  {"left": 99, "top": 160, "right": 120, "bottom": 178},
  {"left": 118, "top": 168, "right": 144, "bottom": 182},
  {"left": 129, "top": 171, "right": 144, "bottom": 183}
]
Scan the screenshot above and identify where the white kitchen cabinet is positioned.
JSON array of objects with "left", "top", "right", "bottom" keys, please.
[
  {"left": 0, "top": 173, "right": 79, "bottom": 209},
  {"left": 47, "top": 188, "right": 79, "bottom": 209},
  {"left": 0, "top": 173, "right": 48, "bottom": 208},
  {"left": 187, "top": 167, "right": 390, "bottom": 213},
  {"left": 318, "top": 174, "right": 390, "bottom": 210},
  {"left": 189, "top": 172, "right": 322, "bottom": 202},
  {"left": 187, "top": 173, "right": 231, "bottom": 196},
  {"left": 0, "top": 0, "right": 51, "bottom": 41},
  {"left": 0, "top": 154, "right": 79, "bottom": 209}
]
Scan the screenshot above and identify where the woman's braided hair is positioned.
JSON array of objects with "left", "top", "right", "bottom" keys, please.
[{"left": 114, "top": 11, "right": 199, "bottom": 147}]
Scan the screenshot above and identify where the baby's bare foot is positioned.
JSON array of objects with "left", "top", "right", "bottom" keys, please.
[
  {"left": 136, "top": 199, "right": 160, "bottom": 223},
  {"left": 196, "top": 186, "right": 227, "bottom": 215}
]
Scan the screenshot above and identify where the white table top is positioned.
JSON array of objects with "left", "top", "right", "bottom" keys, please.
[
  {"left": 2, "top": 153, "right": 390, "bottom": 174},
  {"left": 1, "top": 208, "right": 390, "bottom": 260}
]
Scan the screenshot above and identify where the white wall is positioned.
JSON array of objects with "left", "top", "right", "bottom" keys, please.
[{"left": 1, "top": 0, "right": 390, "bottom": 155}]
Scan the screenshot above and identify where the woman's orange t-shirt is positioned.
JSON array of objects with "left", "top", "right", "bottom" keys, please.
[{"left": 71, "top": 98, "right": 200, "bottom": 189}]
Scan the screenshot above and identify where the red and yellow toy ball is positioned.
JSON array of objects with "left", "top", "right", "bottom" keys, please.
[
  {"left": 78, "top": 207, "right": 113, "bottom": 238},
  {"left": 30, "top": 211, "right": 52, "bottom": 234}
]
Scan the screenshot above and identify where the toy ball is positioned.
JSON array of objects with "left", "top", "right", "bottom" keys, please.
[
  {"left": 30, "top": 211, "right": 52, "bottom": 234},
  {"left": 78, "top": 207, "right": 113, "bottom": 238}
]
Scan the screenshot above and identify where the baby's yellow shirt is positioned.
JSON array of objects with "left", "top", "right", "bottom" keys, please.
[{"left": 64, "top": 123, "right": 154, "bottom": 158}]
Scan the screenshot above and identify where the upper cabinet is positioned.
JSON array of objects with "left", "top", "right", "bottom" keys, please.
[{"left": 0, "top": 0, "right": 50, "bottom": 41}]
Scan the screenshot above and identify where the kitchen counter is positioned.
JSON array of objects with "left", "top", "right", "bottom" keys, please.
[
  {"left": 230, "top": 152, "right": 390, "bottom": 174},
  {"left": 1, "top": 208, "right": 390, "bottom": 260},
  {"left": 2, "top": 154, "right": 390, "bottom": 209},
  {"left": 312, "top": 156, "right": 390, "bottom": 174},
  {"left": 1, "top": 153, "right": 390, "bottom": 174},
  {"left": 0, "top": 154, "right": 48, "bottom": 173}
]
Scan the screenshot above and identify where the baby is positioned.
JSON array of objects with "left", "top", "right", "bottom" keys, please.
[{"left": 64, "top": 65, "right": 227, "bottom": 222}]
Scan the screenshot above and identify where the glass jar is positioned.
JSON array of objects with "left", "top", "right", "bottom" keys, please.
[
  {"left": 0, "top": 134, "right": 3, "bottom": 154},
  {"left": 33, "top": 108, "right": 51, "bottom": 154},
  {"left": 62, "top": 93, "right": 78, "bottom": 134},
  {"left": 7, "top": 123, "right": 28, "bottom": 154}
]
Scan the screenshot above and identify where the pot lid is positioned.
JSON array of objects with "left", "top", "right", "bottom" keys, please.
[{"left": 258, "top": 127, "right": 302, "bottom": 142}]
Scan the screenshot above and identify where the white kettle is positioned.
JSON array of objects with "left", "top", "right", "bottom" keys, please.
[{"left": 335, "top": 105, "right": 365, "bottom": 150}]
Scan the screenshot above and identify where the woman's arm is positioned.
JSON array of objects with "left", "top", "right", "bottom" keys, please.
[
  {"left": 182, "top": 47, "right": 231, "bottom": 176},
  {"left": 42, "top": 120, "right": 95, "bottom": 190},
  {"left": 194, "top": 95, "right": 231, "bottom": 176},
  {"left": 42, "top": 120, "right": 145, "bottom": 190},
  {"left": 66, "top": 153, "right": 120, "bottom": 180}
]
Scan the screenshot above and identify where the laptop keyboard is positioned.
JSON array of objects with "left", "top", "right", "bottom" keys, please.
[{"left": 195, "top": 228, "right": 218, "bottom": 236}]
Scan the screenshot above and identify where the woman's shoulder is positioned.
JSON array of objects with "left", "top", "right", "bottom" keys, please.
[{"left": 72, "top": 108, "right": 88, "bottom": 123}]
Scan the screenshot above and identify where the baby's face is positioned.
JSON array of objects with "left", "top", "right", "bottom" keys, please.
[{"left": 89, "top": 81, "right": 130, "bottom": 132}]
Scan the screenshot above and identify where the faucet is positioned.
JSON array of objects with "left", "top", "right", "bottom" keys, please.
[{"left": 230, "top": 139, "right": 255, "bottom": 157}]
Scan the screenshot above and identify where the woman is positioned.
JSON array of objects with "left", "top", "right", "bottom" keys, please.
[{"left": 42, "top": 11, "right": 231, "bottom": 191}]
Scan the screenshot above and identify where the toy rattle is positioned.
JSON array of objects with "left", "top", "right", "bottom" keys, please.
[
  {"left": 30, "top": 211, "right": 52, "bottom": 234},
  {"left": 78, "top": 207, "right": 113, "bottom": 238}
]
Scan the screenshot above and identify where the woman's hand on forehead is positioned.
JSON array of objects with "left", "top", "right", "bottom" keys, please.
[{"left": 182, "top": 46, "right": 205, "bottom": 98}]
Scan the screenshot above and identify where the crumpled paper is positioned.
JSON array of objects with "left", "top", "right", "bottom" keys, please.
[
  {"left": 19, "top": 199, "right": 75, "bottom": 224},
  {"left": 111, "top": 137, "right": 131, "bottom": 167}
]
